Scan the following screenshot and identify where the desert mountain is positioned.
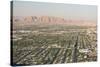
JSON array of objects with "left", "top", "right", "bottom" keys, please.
[{"left": 12, "top": 16, "right": 96, "bottom": 26}]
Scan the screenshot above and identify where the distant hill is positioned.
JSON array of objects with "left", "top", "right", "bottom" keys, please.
[{"left": 12, "top": 16, "right": 96, "bottom": 27}]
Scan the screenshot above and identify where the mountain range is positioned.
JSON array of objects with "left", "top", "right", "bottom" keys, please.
[{"left": 12, "top": 16, "right": 96, "bottom": 26}]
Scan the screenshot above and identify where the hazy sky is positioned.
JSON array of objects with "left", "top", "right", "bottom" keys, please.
[{"left": 13, "top": 1, "right": 97, "bottom": 21}]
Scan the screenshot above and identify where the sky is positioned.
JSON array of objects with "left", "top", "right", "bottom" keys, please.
[{"left": 12, "top": 1, "right": 97, "bottom": 21}]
